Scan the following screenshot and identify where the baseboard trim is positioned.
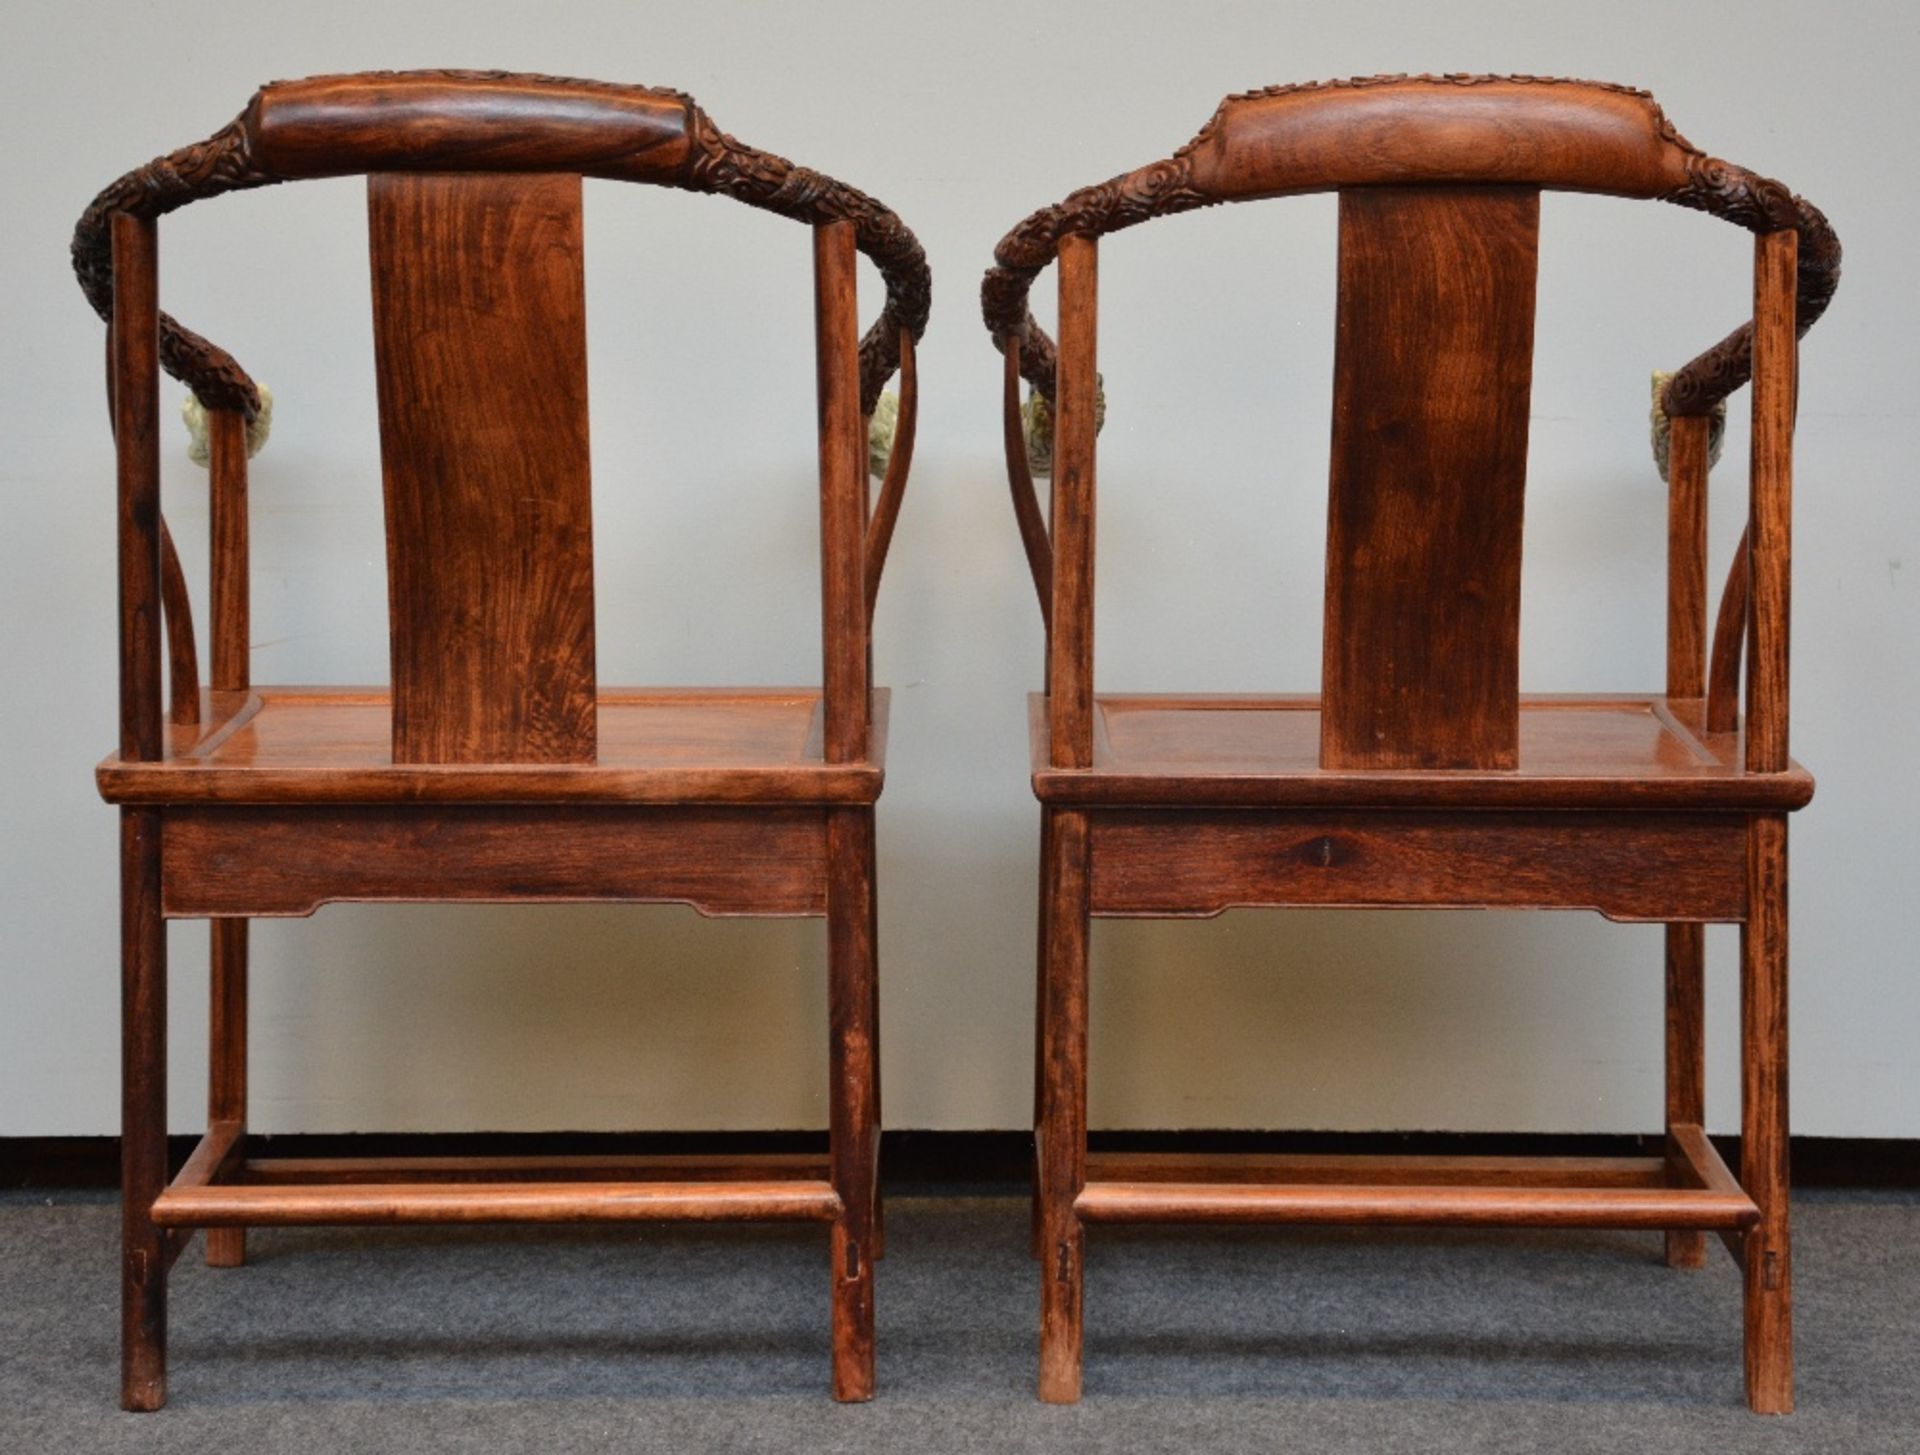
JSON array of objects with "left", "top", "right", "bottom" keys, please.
[{"left": 3, "top": 1129, "right": 1914, "bottom": 1192}]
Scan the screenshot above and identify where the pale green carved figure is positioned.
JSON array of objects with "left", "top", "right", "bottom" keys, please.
[
  {"left": 1648, "top": 370, "right": 1726, "bottom": 484},
  {"left": 1021, "top": 375, "right": 1106, "bottom": 476},
  {"left": 181, "top": 385, "right": 273, "bottom": 466},
  {"left": 867, "top": 389, "right": 899, "bottom": 479}
]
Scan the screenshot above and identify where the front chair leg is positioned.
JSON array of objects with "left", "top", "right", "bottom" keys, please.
[
  {"left": 1742, "top": 815, "right": 1792, "bottom": 1413},
  {"left": 1031, "top": 810, "right": 1054, "bottom": 1260},
  {"left": 826, "top": 808, "right": 878, "bottom": 1401},
  {"left": 1037, "top": 809, "right": 1090, "bottom": 1403},
  {"left": 121, "top": 809, "right": 169, "bottom": 1411}
]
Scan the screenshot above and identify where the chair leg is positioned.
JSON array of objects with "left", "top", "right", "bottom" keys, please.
[
  {"left": 121, "top": 809, "right": 168, "bottom": 1412},
  {"left": 1741, "top": 814, "right": 1792, "bottom": 1414},
  {"left": 1664, "top": 921, "right": 1707, "bottom": 1269},
  {"left": 1030, "top": 809, "right": 1054, "bottom": 1261},
  {"left": 868, "top": 861, "right": 884, "bottom": 1263},
  {"left": 206, "top": 918, "right": 248, "bottom": 1269},
  {"left": 1037, "top": 809, "right": 1090, "bottom": 1404},
  {"left": 826, "top": 808, "right": 877, "bottom": 1402}
]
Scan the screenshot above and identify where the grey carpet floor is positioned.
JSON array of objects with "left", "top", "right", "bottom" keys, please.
[{"left": 2, "top": 1189, "right": 1915, "bottom": 1452}]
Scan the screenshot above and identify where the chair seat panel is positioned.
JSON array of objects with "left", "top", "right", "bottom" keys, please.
[
  {"left": 99, "top": 687, "right": 889, "bottom": 805},
  {"left": 1029, "top": 693, "right": 1811, "bottom": 810}
]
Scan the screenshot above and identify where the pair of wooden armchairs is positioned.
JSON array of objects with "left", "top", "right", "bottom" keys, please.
[{"left": 78, "top": 71, "right": 1834, "bottom": 1413}]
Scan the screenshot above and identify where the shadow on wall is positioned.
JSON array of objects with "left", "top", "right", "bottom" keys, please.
[{"left": 245, "top": 904, "right": 828, "bottom": 1133}]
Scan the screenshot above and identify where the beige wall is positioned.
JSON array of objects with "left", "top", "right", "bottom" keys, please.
[{"left": 3, "top": 0, "right": 1915, "bottom": 1137}]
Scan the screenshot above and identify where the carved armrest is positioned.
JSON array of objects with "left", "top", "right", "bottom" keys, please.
[
  {"left": 1659, "top": 160, "right": 1840, "bottom": 417},
  {"left": 73, "top": 71, "right": 932, "bottom": 420}
]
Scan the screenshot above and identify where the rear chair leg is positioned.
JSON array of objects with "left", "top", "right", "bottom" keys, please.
[
  {"left": 1664, "top": 921, "right": 1707, "bottom": 1269},
  {"left": 827, "top": 808, "right": 878, "bottom": 1401},
  {"left": 1038, "top": 809, "right": 1090, "bottom": 1404},
  {"left": 121, "top": 809, "right": 168, "bottom": 1411},
  {"left": 206, "top": 918, "right": 248, "bottom": 1268},
  {"left": 1742, "top": 815, "right": 1792, "bottom": 1413}
]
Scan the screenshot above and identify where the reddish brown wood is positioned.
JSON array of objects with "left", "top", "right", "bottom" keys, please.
[
  {"left": 1667, "top": 413, "right": 1710, "bottom": 700},
  {"left": 1187, "top": 78, "right": 1696, "bottom": 201},
  {"left": 827, "top": 808, "right": 878, "bottom": 1401},
  {"left": 1322, "top": 186, "right": 1538, "bottom": 771},
  {"left": 99, "top": 687, "right": 888, "bottom": 806},
  {"left": 1670, "top": 1122, "right": 1745, "bottom": 1198},
  {"left": 208, "top": 408, "right": 250, "bottom": 693},
  {"left": 1086, "top": 808, "right": 1747, "bottom": 922},
  {"left": 1743, "top": 814, "right": 1792, "bottom": 1412},
  {"left": 158, "top": 520, "right": 200, "bottom": 728},
  {"left": 1029, "top": 807, "right": 1059, "bottom": 1262},
  {"left": 113, "top": 215, "right": 162, "bottom": 765},
  {"left": 243, "top": 1151, "right": 829, "bottom": 1183},
  {"left": 1708, "top": 531, "right": 1751, "bottom": 734},
  {"left": 172, "top": 1120, "right": 244, "bottom": 1192},
  {"left": 76, "top": 72, "right": 929, "bottom": 424},
  {"left": 154, "top": 1180, "right": 842, "bottom": 1226},
  {"left": 1661, "top": 162, "right": 1836, "bottom": 421},
  {"left": 83, "top": 71, "right": 923, "bottom": 1410},
  {"left": 1665, "top": 923, "right": 1708, "bottom": 1269},
  {"left": 816, "top": 222, "right": 871, "bottom": 765},
  {"left": 160, "top": 805, "right": 831, "bottom": 919},
  {"left": 988, "top": 81, "right": 1828, "bottom": 1413},
  {"left": 1075, "top": 1181, "right": 1757, "bottom": 1228},
  {"left": 120, "top": 808, "right": 167, "bottom": 1412},
  {"left": 1003, "top": 336, "right": 1053, "bottom": 625},
  {"left": 251, "top": 71, "right": 694, "bottom": 179},
  {"left": 1037, "top": 808, "right": 1090, "bottom": 1403},
  {"left": 113, "top": 218, "right": 168, "bottom": 1413},
  {"left": 982, "top": 77, "right": 1836, "bottom": 420},
  {"left": 1746, "top": 231, "right": 1797, "bottom": 776},
  {"left": 369, "top": 171, "right": 596, "bottom": 766},
  {"left": 865, "top": 328, "right": 916, "bottom": 619},
  {"left": 1048, "top": 238, "right": 1098, "bottom": 770},
  {"left": 1089, "top": 1150, "right": 1669, "bottom": 1187},
  {"left": 206, "top": 920, "right": 248, "bottom": 1268},
  {"left": 1031, "top": 694, "right": 1811, "bottom": 812}
]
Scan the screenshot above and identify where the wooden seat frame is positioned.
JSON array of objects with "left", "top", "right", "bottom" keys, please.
[
  {"left": 980, "top": 74, "right": 1840, "bottom": 1411},
  {"left": 75, "top": 70, "right": 929, "bottom": 1409}
]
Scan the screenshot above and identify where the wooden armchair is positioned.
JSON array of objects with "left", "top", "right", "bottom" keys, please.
[
  {"left": 76, "top": 70, "right": 928, "bottom": 1409},
  {"left": 981, "top": 75, "right": 1838, "bottom": 1410}
]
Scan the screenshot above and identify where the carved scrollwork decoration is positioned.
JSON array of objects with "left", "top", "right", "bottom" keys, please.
[
  {"left": 72, "top": 115, "right": 283, "bottom": 417},
  {"left": 675, "top": 105, "right": 930, "bottom": 415},
  {"left": 982, "top": 154, "right": 1218, "bottom": 403},
  {"left": 73, "top": 72, "right": 931, "bottom": 421},
  {"left": 980, "top": 73, "right": 1840, "bottom": 423},
  {"left": 1658, "top": 154, "right": 1841, "bottom": 417}
]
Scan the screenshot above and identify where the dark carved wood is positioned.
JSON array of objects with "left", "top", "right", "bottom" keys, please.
[
  {"left": 979, "top": 74, "right": 1838, "bottom": 416},
  {"left": 680, "top": 104, "right": 928, "bottom": 414},
  {"left": 74, "top": 70, "right": 929, "bottom": 417},
  {"left": 1661, "top": 155, "right": 1839, "bottom": 416}
]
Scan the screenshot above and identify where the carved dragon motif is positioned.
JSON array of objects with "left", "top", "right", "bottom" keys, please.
[{"left": 73, "top": 71, "right": 930, "bottom": 420}]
